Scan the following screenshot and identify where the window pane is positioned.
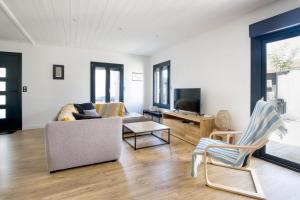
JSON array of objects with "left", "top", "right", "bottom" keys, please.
[
  {"left": 0, "top": 82, "right": 6, "bottom": 91},
  {"left": 154, "top": 69, "right": 160, "bottom": 104},
  {"left": 0, "top": 109, "right": 6, "bottom": 119},
  {"left": 266, "top": 35, "right": 300, "bottom": 164},
  {"left": 161, "top": 67, "right": 169, "bottom": 104},
  {"left": 0, "top": 95, "right": 5, "bottom": 105},
  {"left": 95, "top": 68, "right": 106, "bottom": 102},
  {"left": 0, "top": 68, "right": 6, "bottom": 78},
  {"left": 110, "top": 70, "right": 120, "bottom": 102}
]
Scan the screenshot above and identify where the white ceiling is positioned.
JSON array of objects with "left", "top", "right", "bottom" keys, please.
[{"left": 0, "top": 0, "right": 278, "bottom": 56}]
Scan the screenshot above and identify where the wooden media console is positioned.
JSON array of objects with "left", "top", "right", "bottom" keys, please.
[{"left": 162, "top": 111, "right": 215, "bottom": 145}]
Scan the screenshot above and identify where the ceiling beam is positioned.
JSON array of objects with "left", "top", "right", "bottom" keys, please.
[{"left": 0, "top": 0, "right": 35, "bottom": 45}]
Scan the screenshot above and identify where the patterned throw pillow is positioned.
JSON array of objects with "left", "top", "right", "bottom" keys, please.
[{"left": 57, "top": 104, "right": 78, "bottom": 121}]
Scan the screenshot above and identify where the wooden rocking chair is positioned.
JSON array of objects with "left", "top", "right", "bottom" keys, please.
[{"left": 191, "top": 100, "right": 287, "bottom": 199}]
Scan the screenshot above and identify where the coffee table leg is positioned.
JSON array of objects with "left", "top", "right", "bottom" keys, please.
[{"left": 168, "top": 129, "right": 170, "bottom": 144}]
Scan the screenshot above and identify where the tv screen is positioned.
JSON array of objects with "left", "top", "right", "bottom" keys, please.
[{"left": 174, "top": 88, "right": 201, "bottom": 113}]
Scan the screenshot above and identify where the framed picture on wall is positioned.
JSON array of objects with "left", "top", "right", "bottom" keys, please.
[
  {"left": 53, "top": 65, "right": 64, "bottom": 80},
  {"left": 132, "top": 72, "right": 143, "bottom": 81}
]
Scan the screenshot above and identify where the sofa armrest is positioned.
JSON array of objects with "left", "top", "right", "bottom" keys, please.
[{"left": 45, "top": 117, "right": 122, "bottom": 172}]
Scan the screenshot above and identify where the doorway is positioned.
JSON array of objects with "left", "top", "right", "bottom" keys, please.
[
  {"left": 0, "top": 52, "right": 22, "bottom": 134},
  {"left": 90, "top": 62, "right": 124, "bottom": 103}
]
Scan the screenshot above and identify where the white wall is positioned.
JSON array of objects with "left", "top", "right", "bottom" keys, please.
[
  {"left": 0, "top": 41, "right": 148, "bottom": 129},
  {"left": 146, "top": 0, "right": 300, "bottom": 130}
]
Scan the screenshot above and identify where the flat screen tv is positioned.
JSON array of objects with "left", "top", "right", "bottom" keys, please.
[{"left": 174, "top": 88, "right": 201, "bottom": 114}]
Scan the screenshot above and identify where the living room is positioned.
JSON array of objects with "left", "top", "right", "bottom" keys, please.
[{"left": 1, "top": 0, "right": 300, "bottom": 199}]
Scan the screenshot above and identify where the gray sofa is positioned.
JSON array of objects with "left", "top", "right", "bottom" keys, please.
[{"left": 45, "top": 117, "right": 122, "bottom": 172}]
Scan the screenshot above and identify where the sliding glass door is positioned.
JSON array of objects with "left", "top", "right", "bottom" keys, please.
[
  {"left": 91, "top": 62, "right": 124, "bottom": 103},
  {"left": 250, "top": 6, "right": 300, "bottom": 172},
  {"left": 258, "top": 29, "right": 300, "bottom": 171}
]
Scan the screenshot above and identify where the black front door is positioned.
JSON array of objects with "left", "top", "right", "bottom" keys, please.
[{"left": 0, "top": 52, "right": 22, "bottom": 133}]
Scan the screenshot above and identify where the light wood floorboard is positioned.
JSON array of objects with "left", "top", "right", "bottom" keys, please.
[{"left": 0, "top": 129, "right": 299, "bottom": 200}]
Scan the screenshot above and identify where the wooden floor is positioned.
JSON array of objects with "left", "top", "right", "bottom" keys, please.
[{"left": 0, "top": 129, "right": 300, "bottom": 200}]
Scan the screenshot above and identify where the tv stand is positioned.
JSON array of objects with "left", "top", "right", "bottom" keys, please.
[{"left": 162, "top": 111, "right": 215, "bottom": 145}]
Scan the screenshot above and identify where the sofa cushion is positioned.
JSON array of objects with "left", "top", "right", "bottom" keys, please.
[
  {"left": 57, "top": 104, "right": 78, "bottom": 121},
  {"left": 72, "top": 112, "right": 101, "bottom": 120},
  {"left": 74, "top": 103, "right": 95, "bottom": 114}
]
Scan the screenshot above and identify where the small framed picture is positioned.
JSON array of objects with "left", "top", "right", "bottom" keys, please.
[
  {"left": 53, "top": 65, "right": 64, "bottom": 80},
  {"left": 132, "top": 72, "right": 143, "bottom": 81}
]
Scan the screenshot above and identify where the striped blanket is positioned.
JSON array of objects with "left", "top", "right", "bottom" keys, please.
[
  {"left": 95, "top": 102, "right": 125, "bottom": 118},
  {"left": 191, "top": 99, "right": 287, "bottom": 177}
]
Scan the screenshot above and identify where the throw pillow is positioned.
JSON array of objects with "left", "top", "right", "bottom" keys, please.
[
  {"left": 72, "top": 112, "right": 101, "bottom": 120},
  {"left": 57, "top": 104, "right": 78, "bottom": 121},
  {"left": 74, "top": 103, "right": 95, "bottom": 114},
  {"left": 83, "top": 109, "right": 100, "bottom": 117}
]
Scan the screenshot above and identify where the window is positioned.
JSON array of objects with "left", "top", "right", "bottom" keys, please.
[
  {"left": 0, "top": 95, "right": 5, "bottom": 105},
  {"left": 91, "top": 62, "right": 124, "bottom": 103},
  {"left": 153, "top": 61, "right": 170, "bottom": 109},
  {"left": 0, "top": 109, "right": 6, "bottom": 119},
  {"left": 0, "top": 68, "right": 6, "bottom": 77},
  {"left": 95, "top": 67, "right": 106, "bottom": 102},
  {"left": 0, "top": 81, "right": 6, "bottom": 91}
]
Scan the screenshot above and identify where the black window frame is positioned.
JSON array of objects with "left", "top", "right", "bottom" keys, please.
[
  {"left": 153, "top": 60, "right": 170, "bottom": 109},
  {"left": 90, "top": 62, "right": 124, "bottom": 103}
]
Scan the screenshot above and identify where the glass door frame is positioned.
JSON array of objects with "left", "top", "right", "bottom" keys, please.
[
  {"left": 251, "top": 26, "right": 300, "bottom": 172},
  {"left": 90, "top": 62, "right": 124, "bottom": 103}
]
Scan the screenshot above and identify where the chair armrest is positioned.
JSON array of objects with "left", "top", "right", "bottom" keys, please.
[
  {"left": 209, "top": 131, "right": 243, "bottom": 144},
  {"left": 209, "top": 131, "right": 243, "bottom": 139},
  {"left": 204, "top": 144, "right": 257, "bottom": 152}
]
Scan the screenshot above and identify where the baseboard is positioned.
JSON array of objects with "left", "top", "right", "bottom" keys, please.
[{"left": 22, "top": 124, "right": 44, "bottom": 130}]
